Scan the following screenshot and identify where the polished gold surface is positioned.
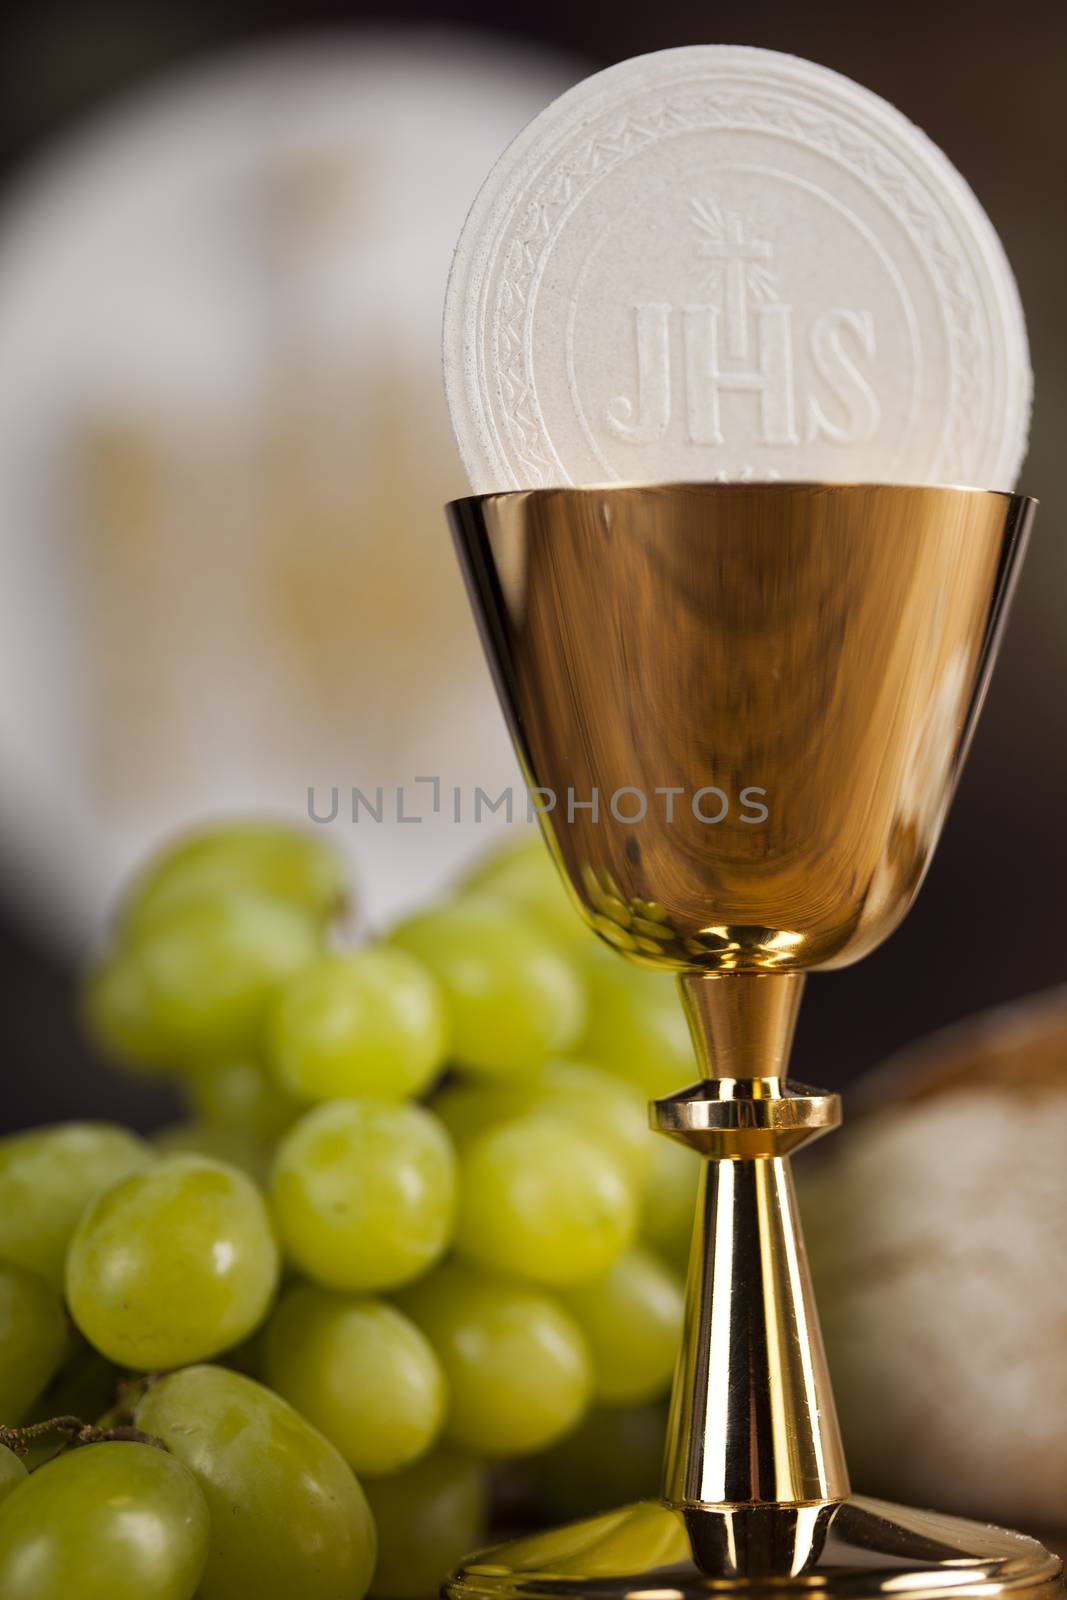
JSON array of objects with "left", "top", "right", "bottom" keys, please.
[
  {"left": 662, "top": 1129, "right": 847, "bottom": 1507},
  {"left": 449, "top": 483, "right": 1033, "bottom": 972},
  {"left": 448, "top": 1497, "right": 1064, "bottom": 1600},
  {"left": 650, "top": 1077, "right": 840, "bottom": 1160},
  {"left": 655, "top": 971, "right": 846, "bottom": 1511},
  {"left": 444, "top": 484, "right": 1059, "bottom": 1600},
  {"left": 680, "top": 972, "right": 805, "bottom": 1079}
]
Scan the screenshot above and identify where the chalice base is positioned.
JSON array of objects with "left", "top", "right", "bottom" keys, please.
[{"left": 444, "top": 1495, "right": 1064, "bottom": 1600}]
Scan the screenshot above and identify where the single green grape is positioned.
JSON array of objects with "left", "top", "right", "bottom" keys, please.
[
  {"left": 265, "top": 948, "right": 447, "bottom": 1103},
  {"left": 188, "top": 1058, "right": 303, "bottom": 1140},
  {"left": 364, "top": 1446, "right": 487, "bottom": 1600},
  {"left": 263, "top": 1283, "right": 445, "bottom": 1476},
  {"left": 82, "top": 953, "right": 172, "bottom": 1071},
  {"left": 559, "top": 1246, "right": 684, "bottom": 1405},
  {"left": 123, "top": 890, "right": 321, "bottom": 1061},
  {"left": 0, "top": 1445, "right": 25, "bottom": 1507},
  {"left": 153, "top": 1119, "right": 276, "bottom": 1186},
  {"left": 0, "top": 1441, "right": 210, "bottom": 1600},
  {"left": 0, "top": 1261, "right": 68, "bottom": 1423},
  {"left": 270, "top": 1100, "right": 455, "bottom": 1292},
  {"left": 136, "top": 1365, "right": 376, "bottom": 1600},
  {"left": 119, "top": 819, "right": 347, "bottom": 935},
  {"left": 397, "top": 1262, "right": 591, "bottom": 1457},
  {"left": 433, "top": 1059, "right": 650, "bottom": 1185},
  {"left": 577, "top": 945, "right": 697, "bottom": 1098},
  {"left": 641, "top": 1135, "right": 701, "bottom": 1272},
  {"left": 454, "top": 1113, "right": 636, "bottom": 1286},
  {"left": 66, "top": 1154, "right": 279, "bottom": 1369},
  {"left": 388, "top": 896, "right": 584, "bottom": 1076},
  {"left": 0, "top": 1122, "right": 151, "bottom": 1290},
  {"left": 463, "top": 836, "right": 589, "bottom": 950}
]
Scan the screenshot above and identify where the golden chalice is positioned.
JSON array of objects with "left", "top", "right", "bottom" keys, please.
[{"left": 442, "top": 483, "right": 1061, "bottom": 1600}]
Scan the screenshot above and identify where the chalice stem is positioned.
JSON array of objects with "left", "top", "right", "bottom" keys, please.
[{"left": 660, "top": 972, "right": 849, "bottom": 1512}]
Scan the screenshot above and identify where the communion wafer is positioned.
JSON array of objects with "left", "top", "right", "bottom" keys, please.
[{"left": 444, "top": 45, "right": 1030, "bottom": 493}]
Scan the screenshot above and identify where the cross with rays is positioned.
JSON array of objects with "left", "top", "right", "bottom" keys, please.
[{"left": 691, "top": 200, "right": 777, "bottom": 361}]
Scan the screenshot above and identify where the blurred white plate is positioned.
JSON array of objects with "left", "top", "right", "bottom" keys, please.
[{"left": 0, "top": 29, "right": 582, "bottom": 950}]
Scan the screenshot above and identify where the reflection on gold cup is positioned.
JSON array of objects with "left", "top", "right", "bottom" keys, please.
[
  {"left": 450, "top": 484, "right": 1032, "bottom": 972},
  {"left": 444, "top": 485, "right": 1063, "bottom": 1600}
]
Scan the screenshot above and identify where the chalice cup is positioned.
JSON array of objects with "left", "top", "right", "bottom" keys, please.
[{"left": 444, "top": 484, "right": 1063, "bottom": 1600}]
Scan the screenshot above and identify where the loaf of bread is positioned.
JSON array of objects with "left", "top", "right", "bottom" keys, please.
[{"left": 801, "top": 988, "right": 1067, "bottom": 1532}]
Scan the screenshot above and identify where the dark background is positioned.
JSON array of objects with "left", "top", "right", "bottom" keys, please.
[{"left": 1, "top": 0, "right": 1064, "bottom": 1130}]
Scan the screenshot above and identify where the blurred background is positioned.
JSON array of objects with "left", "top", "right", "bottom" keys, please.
[{"left": 0, "top": 0, "right": 1064, "bottom": 1133}]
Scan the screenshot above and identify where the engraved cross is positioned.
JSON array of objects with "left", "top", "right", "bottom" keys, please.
[{"left": 697, "top": 212, "right": 772, "bottom": 360}]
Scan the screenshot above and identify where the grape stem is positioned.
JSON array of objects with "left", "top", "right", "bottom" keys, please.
[
  {"left": 96, "top": 1372, "right": 164, "bottom": 1430},
  {"left": 0, "top": 1415, "right": 168, "bottom": 1459}
]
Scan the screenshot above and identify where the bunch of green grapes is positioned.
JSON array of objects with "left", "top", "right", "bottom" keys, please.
[{"left": 0, "top": 819, "right": 701, "bottom": 1599}]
